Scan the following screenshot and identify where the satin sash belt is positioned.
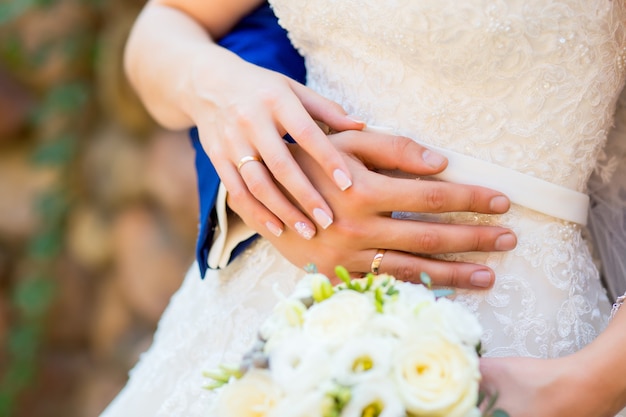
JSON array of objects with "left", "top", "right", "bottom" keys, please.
[{"left": 365, "top": 125, "right": 589, "bottom": 225}]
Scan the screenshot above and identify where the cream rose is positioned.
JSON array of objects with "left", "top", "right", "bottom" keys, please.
[
  {"left": 268, "top": 390, "right": 330, "bottom": 417},
  {"left": 215, "top": 369, "right": 283, "bottom": 417},
  {"left": 302, "top": 290, "right": 375, "bottom": 346},
  {"left": 393, "top": 334, "right": 481, "bottom": 417}
]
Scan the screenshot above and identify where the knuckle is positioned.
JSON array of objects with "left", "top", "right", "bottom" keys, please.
[
  {"left": 245, "top": 176, "right": 269, "bottom": 198},
  {"left": 332, "top": 218, "right": 365, "bottom": 242},
  {"left": 390, "top": 262, "right": 420, "bottom": 282},
  {"left": 441, "top": 267, "right": 461, "bottom": 289},
  {"left": 472, "top": 232, "right": 486, "bottom": 251},
  {"left": 291, "top": 122, "right": 321, "bottom": 144},
  {"left": 263, "top": 153, "right": 292, "bottom": 179},
  {"left": 226, "top": 188, "right": 248, "bottom": 211},
  {"left": 424, "top": 187, "right": 446, "bottom": 211},
  {"left": 416, "top": 230, "right": 440, "bottom": 253},
  {"left": 348, "top": 181, "right": 376, "bottom": 206},
  {"left": 390, "top": 135, "right": 414, "bottom": 156},
  {"left": 230, "top": 106, "right": 256, "bottom": 129},
  {"left": 467, "top": 188, "right": 479, "bottom": 211},
  {"left": 257, "top": 87, "right": 281, "bottom": 107}
]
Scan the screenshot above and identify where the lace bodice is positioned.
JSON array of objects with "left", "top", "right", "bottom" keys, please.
[
  {"left": 266, "top": 0, "right": 626, "bottom": 357},
  {"left": 270, "top": 0, "right": 626, "bottom": 192}
]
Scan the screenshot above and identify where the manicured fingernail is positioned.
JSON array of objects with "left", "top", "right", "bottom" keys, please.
[
  {"left": 346, "top": 114, "right": 365, "bottom": 125},
  {"left": 333, "top": 169, "right": 352, "bottom": 191},
  {"left": 489, "top": 195, "right": 510, "bottom": 213},
  {"left": 265, "top": 221, "right": 283, "bottom": 237},
  {"left": 470, "top": 270, "right": 493, "bottom": 288},
  {"left": 295, "top": 222, "right": 315, "bottom": 240},
  {"left": 423, "top": 149, "right": 446, "bottom": 169},
  {"left": 313, "top": 208, "right": 333, "bottom": 229},
  {"left": 495, "top": 233, "right": 516, "bottom": 251}
]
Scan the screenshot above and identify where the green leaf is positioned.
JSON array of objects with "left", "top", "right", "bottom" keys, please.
[
  {"left": 34, "top": 190, "right": 69, "bottom": 223},
  {"left": 13, "top": 277, "right": 56, "bottom": 318},
  {"left": 27, "top": 229, "right": 62, "bottom": 259},
  {"left": 7, "top": 325, "right": 40, "bottom": 358},
  {"left": 491, "top": 410, "right": 510, "bottom": 417},
  {"left": 31, "top": 134, "right": 76, "bottom": 166},
  {"left": 0, "top": 0, "right": 37, "bottom": 25},
  {"left": 334, "top": 265, "right": 351, "bottom": 285},
  {"left": 385, "top": 286, "right": 399, "bottom": 296},
  {"left": 433, "top": 289, "right": 455, "bottom": 298},
  {"left": 365, "top": 273, "right": 373, "bottom": 290}
]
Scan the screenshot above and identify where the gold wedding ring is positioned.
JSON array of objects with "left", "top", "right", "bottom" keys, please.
[
  {"left": 370, "top": 249, "right": 386, "bottom": 275},
  {"left": 236, "top": 155, "right": 263, "bottom": 172}
]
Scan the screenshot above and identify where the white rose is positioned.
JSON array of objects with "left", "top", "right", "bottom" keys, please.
[
  {"left": 303, "top": 291, "right": 375, "bottom": 347},
  {"left": 366, "top": 314, "right": 410, "bottom": 339},
  {"left": 341, "top": 378, "right": 405, "bottom": 417},
  {"left": 383, "top": 282, "right": 435, "bottom": 324},
  {"left": 215, "top": 369, "right": 283, "bottom": 417},
  {"left": 420, "top": 298, "right": 483, "bottom": 347},
  {"left": 260, "top": 297, "right": 308, "bottom": 342},
  {"left": 331, "top": 337, "right": 395, "bottom": 385},
  {"left": 269, "top": 334, "right": 331, "bottom": 394},
  {"left": 393, "top": 334, "right": 481, "bottom": 417},
  {"left": 290, "top": 273, "right": 317, "bottom": 300}
]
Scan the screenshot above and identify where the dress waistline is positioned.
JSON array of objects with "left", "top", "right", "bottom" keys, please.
[{"left": 365, "top": 125, "right": 589, "bottom": 225}]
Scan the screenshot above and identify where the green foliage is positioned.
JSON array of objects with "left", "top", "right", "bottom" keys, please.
[
  {"left": 0, "top": 0, "right": 38, "bottom": 25},
  {"left": 0, "top": 1, "right": 98, "bottom": 415}
]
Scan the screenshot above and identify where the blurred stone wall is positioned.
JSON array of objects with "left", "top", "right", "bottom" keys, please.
[{"left": 0, "top": 1, "right": 199, "bottom": 416}]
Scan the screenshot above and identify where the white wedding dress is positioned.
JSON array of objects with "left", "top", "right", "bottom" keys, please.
[{"left": 101, "top": 1, "right": 626, "bottom": 415}]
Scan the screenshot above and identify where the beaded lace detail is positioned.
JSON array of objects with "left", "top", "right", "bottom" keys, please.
[
  {"left": 101, "top": 2, "right": 626, "bottom": 416},
  {"left": 265, "top": 0, "right": 626, "bottom": 357}
]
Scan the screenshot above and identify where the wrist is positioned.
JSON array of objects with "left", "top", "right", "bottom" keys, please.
[{"left": 563, "top": 335, "right": 626, "bottom": 417}]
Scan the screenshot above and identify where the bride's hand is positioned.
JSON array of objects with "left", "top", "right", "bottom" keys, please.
[
  {"left": 229, "top": 129, "right": 517, "bottom": 289},
  {"left": 182, "top": 51, "right": 363, "bottom": 240},
  {"left": 126, "top": 2, "right": 362, "bottom": 241},
  {"left": 480, "top": 308, "right": 626, "bottom": 417},
  {"left": 479, "top": 355, "right": 616, "bottom": 417}
]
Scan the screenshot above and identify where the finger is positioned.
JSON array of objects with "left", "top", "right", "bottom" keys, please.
[
  {"left": 237, "top": 156, "right": 320, "bottom": 240},
  {"left": 352, "top": 171, "right": 511, "bottom": 214},
  {"left": 333, "top": 131, "right": 449, "bottom": 174},
  {"left": 220, "top": 107, "right": 337, "bottom": 231},
  {"left": 244, "top": 120, "right": 338, "bottom": 230},
  {"left": 331, "top": 132, "right": 510, "bottom": 214},
  {"left": 358, "top": 217, "right": 516, "bottom": 254},
  {"left": 351, "top": 249, "right": 497, "bottom": 290},
  {"left": 217, "top": 156, "right": 318, "bottom": 240},
  {"left": 288, "top": 80, "right": 365, "bottom": 132},
  {"left": 272, "top": 87, "right": 355, "bottom": 192}
]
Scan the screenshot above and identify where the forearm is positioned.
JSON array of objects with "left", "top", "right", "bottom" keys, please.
[
  {"left": 571, "top": 306, "right": 626, "bottom": 416},
  {"left": 124, "top": 2, "right": 252, "bottom": 129}
]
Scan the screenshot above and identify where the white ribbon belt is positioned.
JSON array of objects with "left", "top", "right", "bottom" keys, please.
[{"left": 365, "top": 126, "right": 589, "bottom": 225}]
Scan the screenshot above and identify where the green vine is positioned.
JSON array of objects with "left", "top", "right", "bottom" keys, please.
[{"left": 0, "top": 1, "right": 98, "bottom": 415}]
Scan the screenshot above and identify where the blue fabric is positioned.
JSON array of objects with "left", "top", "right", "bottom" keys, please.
[{"left": 190, "top": 2, "right": 306, "bottom": 278}]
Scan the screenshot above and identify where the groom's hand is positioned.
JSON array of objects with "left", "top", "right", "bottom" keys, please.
[{"left": 228, "top": 129, "right": 516, "bottom": 289}]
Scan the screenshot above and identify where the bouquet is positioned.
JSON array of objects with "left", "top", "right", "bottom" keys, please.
[{"left": 205, "top": 267, "right": 506, "bottom": 417}]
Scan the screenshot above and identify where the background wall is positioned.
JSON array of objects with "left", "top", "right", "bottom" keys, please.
[{"left": 0, "top": 1, "right": 199, "bottom": 415}]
